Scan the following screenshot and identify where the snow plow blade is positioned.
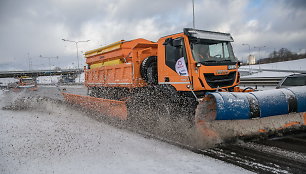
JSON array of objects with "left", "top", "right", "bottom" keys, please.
[
  {"left": 195, "top": 86, "right": 306, "bottom": 139},
  {"left": 62, "top": 86, "right": 306, "bottom": 142},
  {"left": 62, "top": 92, "right": 128, "bottom": 119}
]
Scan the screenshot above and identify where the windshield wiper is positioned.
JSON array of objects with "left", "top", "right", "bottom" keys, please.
[
  {"left": 198, "top": 60, "right": 217, "bottom": 64},
  {"left": 215, "top": 59, "right": 233, "bottom": 62},
  {"left": 201, "top": 60, "right": 217, "bottom": 62}
]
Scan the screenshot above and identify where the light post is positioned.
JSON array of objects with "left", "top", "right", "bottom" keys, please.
[
  {"left": 40, "top": 55, "right": 59, "bottom": 84},
  {"left": 242, "top": 43, "right": 251, "bottom": 64},
  {"left": 27, "top": 53, "right": 32, "bottom": 71},
  {"left": 62, "top": 39, "right": 90, "bottom": 83},
  {"left": 254, "top": 46, "right": 266, "bottom": 70},
  {"left": 62, "top": 39, "right": 90, "bottom": 70},
  {"left": 40, "top": 55, "right": 59, "bottom": 70},
  {"left": 192, "top": 0, "right": 195, "bottom": 28}
]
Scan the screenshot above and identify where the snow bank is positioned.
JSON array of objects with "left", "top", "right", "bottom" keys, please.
[
  {"left": 240, "top": 58, "right": 306, "bottom": 77},
  {"left": 36, "top": 75, "right": 60, "bottom": 84},
  {"left": 0, "top": 78, "right": 18, "bottom": 86},
  {"left": 248, "top": 58, "right": 306, "bottom": 70},
  {"left": 36, "top": 72, "right": 84, "bottom": 84}
]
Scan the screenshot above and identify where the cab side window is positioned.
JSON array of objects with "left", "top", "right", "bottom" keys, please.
[{"left": 165, "top": 37, "right": 187, "bottom": 71}]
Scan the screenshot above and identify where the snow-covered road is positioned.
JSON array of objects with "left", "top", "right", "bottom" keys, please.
[{"left": 0, "top": 90, "right": 251, "bottom": 174}]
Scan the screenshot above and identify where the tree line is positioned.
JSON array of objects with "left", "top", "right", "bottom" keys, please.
[{"left": 257, "top": 48, "right": 306, "bottom": 64}]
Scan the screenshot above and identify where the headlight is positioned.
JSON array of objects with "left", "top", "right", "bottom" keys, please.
[{"left": 228, "top": 65, "right": 236, "bottom": 70}]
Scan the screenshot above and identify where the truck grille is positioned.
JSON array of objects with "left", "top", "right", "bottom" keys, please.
[{"left": 204, "top": 72, "right": 236, "bottom": 88}]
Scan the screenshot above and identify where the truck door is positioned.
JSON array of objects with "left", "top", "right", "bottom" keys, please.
[{"left": 159, "top": 37, "right": 191, "bottom": 90}]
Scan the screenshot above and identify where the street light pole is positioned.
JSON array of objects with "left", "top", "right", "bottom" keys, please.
[
  {"left": 242, "top": 43, "right": 251, "bottom": 64},
  {"left": 242, "top": 43, "right": 251, "bottom": 55},
  {"left": 76, "top": 42, "right": 79, "bottom": 69},
  {"left": 62, "top": 39, "right": 90, "bottom": 70},
  {"left": 254, "top": 46, "right": 266, "bottom": 70},
  {"left": 192, "top": 0, "right": 195, "bottom": 29},
  {"left": 40, "top": 55, "right": 59, "bottom": 84},
  {"left": 62, "top": 39, "right": 90, "bottom": 83},
  {"left": 242, "top": 43, "right": 252, "bottom": 73},
  {"left": 27, "top": 53, "right": 32, "bottom": 71},
  {"left": 40, "top": 55, "right": 59, "bottom": 70}
]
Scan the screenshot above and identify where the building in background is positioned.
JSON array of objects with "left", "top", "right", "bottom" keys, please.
[{"left": 248, "top": 55, "right": 256, "bottom": 65}]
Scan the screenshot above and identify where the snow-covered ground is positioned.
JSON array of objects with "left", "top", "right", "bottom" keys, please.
[
  {"left": 0, "top": 91, "right": 251, "bottom": 174},
  {"left": 0, "top": 73, "right": 85, "bottom": 86},
  {"left": 36, "top": 75, "right": 61, "bottom": 84},
  {"left": 36, "top": 73, "right": 85, "bottom": 84},
  {"left": 0, "top": 78, "right": 18, "bottom": 86},
  {"left": 240, "top": 58, "right": 306, "bottom": 77}
]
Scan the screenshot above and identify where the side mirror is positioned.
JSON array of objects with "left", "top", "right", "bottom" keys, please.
[{"left": 237, "top": 61, "right": 241, "bottom": 67}]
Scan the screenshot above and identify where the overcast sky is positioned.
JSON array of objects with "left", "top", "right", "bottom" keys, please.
[{"left": 0, "top": 0, "right": 306, "bottom": 71}]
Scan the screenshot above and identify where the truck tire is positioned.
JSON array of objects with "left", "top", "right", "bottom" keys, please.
[{"left": 141, "top": 56, "right": 158, "bottom": 85}]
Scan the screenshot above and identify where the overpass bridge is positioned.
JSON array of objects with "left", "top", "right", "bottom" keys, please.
[{"left": 0, "top": 69, "right": 83, "bottom": 78}]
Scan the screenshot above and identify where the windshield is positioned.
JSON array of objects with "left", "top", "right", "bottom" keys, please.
[
  {"left": 282, "top": 76, "right": 306, "bottom": 86},
  {"left": 190, "top": 40, "right": 236, "bottom": 63}
]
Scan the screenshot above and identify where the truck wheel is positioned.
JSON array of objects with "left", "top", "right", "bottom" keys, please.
[{"left": 141, "top": 56, "right": 158, "bottom": 85}]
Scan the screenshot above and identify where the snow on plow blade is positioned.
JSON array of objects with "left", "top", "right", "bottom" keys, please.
[
  {"left": 195, "top": 86, "right": 306, "bottom": 138},
  {"left": 196, "top": 112, "right": 306, "bottom": 140},
  {"left": 62, "top": 92, "right": 128, "bottom": 119}
]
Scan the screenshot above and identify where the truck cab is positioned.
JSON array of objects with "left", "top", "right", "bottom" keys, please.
[{"left": 157, "top": 28, "right": 240, "bottom": 92}]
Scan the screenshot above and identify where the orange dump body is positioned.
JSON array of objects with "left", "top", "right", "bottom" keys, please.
[{"left": 85, "top": 39, "right": 157, "bottom": 88}]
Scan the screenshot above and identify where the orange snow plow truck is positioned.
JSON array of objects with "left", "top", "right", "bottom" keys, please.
[{"left": 63, "top": 28, "right": 306, "bottom": 140}]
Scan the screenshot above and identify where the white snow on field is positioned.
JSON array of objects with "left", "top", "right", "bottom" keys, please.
[
  {"left": 0, "top": 78, "right": 18, "bottom": 86},
  {"left": 0, "top": 92, "right": 251, "bottom": 174},
  {"left": 248, "top": 58, "right": 306, "bottom": 70},
  {"left": 36, "top": 75, "right": 60, "bottom": 84},
  {"left": 36, "top": 73, "right": 84, "bottom": 84},
  {"left": 240, "top": 58, "right": 306, "bottom": 77},
  {"left": 78, "top": 72, "right": 85, "bottom": 83}
]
